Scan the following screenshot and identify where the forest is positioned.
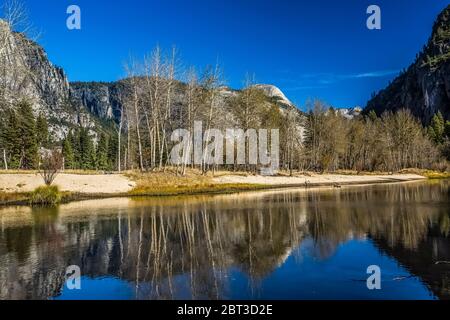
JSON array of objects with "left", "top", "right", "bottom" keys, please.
[{"left": 0, "top": 44, "right": 449, "bottom": 175}]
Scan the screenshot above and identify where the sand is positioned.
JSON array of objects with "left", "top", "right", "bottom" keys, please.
[
  {"left": 0, "top": 173, "right": 136, "bottom": 194},
  {"left": 213, "top": 173, "right": 426, "bottom": 186},
  {"left": 0, "top": 172, "right": 425, "bottom": 195}
]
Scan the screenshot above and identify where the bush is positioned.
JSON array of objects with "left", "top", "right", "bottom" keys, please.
[
  {"left": 29, "top": 185, "right": 61, "bottom": 206},
  {"left": 39, "top": 150, "right": 63, "bottom": 185}
]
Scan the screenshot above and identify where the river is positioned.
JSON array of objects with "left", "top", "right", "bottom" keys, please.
[{"left": 0, "top": 180, "right": 449, "bottom": 300}]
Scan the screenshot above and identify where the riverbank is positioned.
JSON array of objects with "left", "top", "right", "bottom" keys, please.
[
  {"left": 0, "top": 169, "right": 440, "bottom": 206},
  {"left": 213, "top": 173, "right": 427, "bottom": 186},
  {"left": 0, "top": 172, "right": 135, "bottom": 193}
]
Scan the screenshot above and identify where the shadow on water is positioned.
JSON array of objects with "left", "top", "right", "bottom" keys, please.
[{"left": 0, "top": 180, "right": 449, "bottom": 300}]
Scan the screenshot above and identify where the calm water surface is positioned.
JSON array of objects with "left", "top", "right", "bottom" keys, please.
[{"left": 0, "top": 180, "right": 449, "bottom": 300}]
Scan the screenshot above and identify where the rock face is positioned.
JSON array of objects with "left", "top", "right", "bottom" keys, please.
[
  {"left": 0, "top": 20, "right": 98, "bottom": 140},
  {"left": 70, "top": 82, "right": 122, "bottom": 120},
  {"left": 338, "top": 106, "right": 362, "bottom": 119},
  {"left": 253, "top": 84, "right": 295, "bottom": 108},
  {"left": 69, "top": 81, "right": 294, "bottom": 125},
  {"left": 0, "top": 21, "right": 69, "bottom": 108},
  {"left": 365, "top": 5, "right": 450, "bottom": 123},
  {"left": 1, "top": 18, "right": 297, "bottom": 140}
]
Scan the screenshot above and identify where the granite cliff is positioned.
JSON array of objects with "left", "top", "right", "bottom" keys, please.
[{"left": 366, "top": 5, "right": 450, "bottom": 123}]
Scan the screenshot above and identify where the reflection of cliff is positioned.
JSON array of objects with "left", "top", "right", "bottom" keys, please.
[
  {"left": 0, "top": 181, "right": 449, "bottom": 300},
  {"left": 0, "top": 194, "right": 309, "bottom": 300},
  {"left": 304, "top": 181, "right": 450, "bottom": 251},
  {"left": 372, "top": 227, "right": 450, "bottom": 300}
]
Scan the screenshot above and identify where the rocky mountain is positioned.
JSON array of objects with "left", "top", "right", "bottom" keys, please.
[
  {"left": 69, "top": 81, "right": 123, "bottom": 121},
  {"left": 365, "top": 5, "right": 450, "bottom": 123},
  {"left": 338, "top": 106, "right": 362, "bottom": 119},
  {"left": 68, "top": 81, "right": 296, "bottom": 127},
  {"left": 0, "top": 18, "right": 297, "bottom": 141},
  {"left": 253, "top": 84, "right": 295, "bottom": 108},
  {"left": 0, "top": 19, "right": 102, "bottom": 140}
]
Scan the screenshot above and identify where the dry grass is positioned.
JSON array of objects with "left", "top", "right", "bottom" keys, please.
[
  {"left": 422, "top": 171, "right": 450, "bottom": 179},
  {"left": 29, "top": 185, "right": 62, "bottom": 206},
  {"left": 0, "top": 169, "right": 108, "bottom": 175},
  {"left": 398, "top": 168, "right": 450, "bottom": 179},
  {"left": 127, "top": 168, "right": 265, "bottom": 196},
  {"left": 1, "top": 167, "right": 447, "bottom": 206},
  {"left": 62, "top": 169, "right": 109, "bottom": 175},
  {"left": 0, "top": 192, "right": 29, "bottom": 205},
  {"left": 0, "top": 169, "right": 38, "bottom": 174}
]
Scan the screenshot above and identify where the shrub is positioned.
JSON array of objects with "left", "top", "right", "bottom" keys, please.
[
  {"left": 39, "top": 149, "right": 63, "bottom": 185},
  {"left": 29, "top": 185, "right": 61, "bottom": 206}
]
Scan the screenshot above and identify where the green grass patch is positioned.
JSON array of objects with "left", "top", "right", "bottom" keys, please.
[{"left": 29, "top": 185, "right": 62, "bottom": 206}]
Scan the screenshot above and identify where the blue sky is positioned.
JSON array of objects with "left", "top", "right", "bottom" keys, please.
[{"left": 19, "top": 0, "right": 449, "bottom": 109}]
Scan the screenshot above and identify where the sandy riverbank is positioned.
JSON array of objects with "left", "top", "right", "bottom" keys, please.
[
  {"left": 213, "top": 173, "right": 426, "bottom": 186},
  {"left": 0, "top": 173, "right": 136, "bottom": 194},
  {"left": 0, "top": 172, "right": 426, "bottom": 195}
]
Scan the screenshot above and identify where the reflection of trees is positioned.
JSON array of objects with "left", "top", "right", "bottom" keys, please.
[
  {"left": 304, "top": 182, "right": 450, "bottom": 299},
  {"left": 306, "top": 182, "right": 449, "bottom": 251},
  {"left": 0, "top": 181, "right": 449, "bottom": 299},
  {"left": 0, "top": 194, "right": 308, "bottom": 300}
]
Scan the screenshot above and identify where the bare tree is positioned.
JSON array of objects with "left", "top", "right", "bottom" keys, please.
[
  {"left": 124, "top": 59, "right": 144, "bottom": 172},
  {"left": 116, "top": 90, "right": 125, "bottom": 172},
  {"left": 39, "top": 149, "right": 63, "bottom": 186},
  {"left": 1, "top": 0, "right": 30, "bottom": 32},
  {"left": 200, "top": 63, "right": 223, "bottom": 174}
]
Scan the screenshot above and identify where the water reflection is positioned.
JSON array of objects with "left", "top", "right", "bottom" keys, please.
[{"left": 0, "top": 181, "right": 449, "bottom": 300}]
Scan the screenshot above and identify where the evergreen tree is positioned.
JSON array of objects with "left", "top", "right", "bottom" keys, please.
[
  {"left": 17, "top": 101, "right": 38, "bottom": 169},
  {"left": 2, "top": 110, "right": 21, "bottom": 168},
  {"left": 62, "top": 135, "right": 75, "bottom": 170},
  {"left": 36, "top": 114, "right": 49, "bottom": 148},
  {"left": 71, "top": 128, "right": 82, "bottom": 168},
  {"left": 108, "top": 133, "right": 119, "bottom": 171},
  {"left": 429, "top": 111, "right": 445, "bottom": 144},
  {"left": 445, "top": 121, "right": 450, "bottom": 139},
  {"left": 0, "top": 112, "right": 5, "bottom": 169},
  {"left": 96, "top": 133, "right": 109, "bottom": 170},
  {"left": 79, "top": 128, "right": 96, "bottom": 170},
  {"left": 368, "top": 110, "right": 378, "bottom": 121}
]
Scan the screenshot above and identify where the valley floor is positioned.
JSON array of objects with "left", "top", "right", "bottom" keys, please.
[
  {"left": 0, "top": 173, "right": 136, "bottom": 194},
  {"left": 213, "top": 173, "right": 426, "bottom": 186},
  {"left": 0, "top": 170, "right": 429, "bottom": 204}
]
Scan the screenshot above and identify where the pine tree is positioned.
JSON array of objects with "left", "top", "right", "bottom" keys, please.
[
  {"left": 108, "top": 133, "right": 119, "bottom": 171},
  {"left": 445, "top": 121, "right": 450, "bottom": 139},
  {"left": 71, "top": 128, "right": 82, "bottom": 168},
  {"left": 62, "top": 135, "right": 75, "bottom": 170},
  {"left": 368, "top": 110, "right": 378, "bottom": 121},
  {"left": 2, "top": 110, "right": 21, "bottom": 169},
  {"left": 17, "top": 100, "right": 38, "bottom": 169},
  {"left": 96, "top": 133, "right": 109, "bottom": 171},
  {"left": 79, "top": 128, "right": 96, "bottom": 170},
  {"left": 429, "top": 111, "right": 445, "bottom": 144},
  {"left": 36, "top": 113, "right": 49, "bottom": 148}
]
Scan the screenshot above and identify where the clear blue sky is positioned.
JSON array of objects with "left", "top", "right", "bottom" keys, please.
[{"left": 21, "top": 0, "right": 448, "bottom": 109}]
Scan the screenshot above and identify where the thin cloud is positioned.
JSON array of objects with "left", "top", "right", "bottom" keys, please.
[
  {"left": 346, "top": 70, "right": 399, "bottom": 79},
  {"left": 278, "top": 69, "right": 400, "bottom": 88}
]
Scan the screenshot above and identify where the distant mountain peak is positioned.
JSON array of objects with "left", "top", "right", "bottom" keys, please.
[{"left": 253, "top": 84, "right": 295, "bottom": 108}]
